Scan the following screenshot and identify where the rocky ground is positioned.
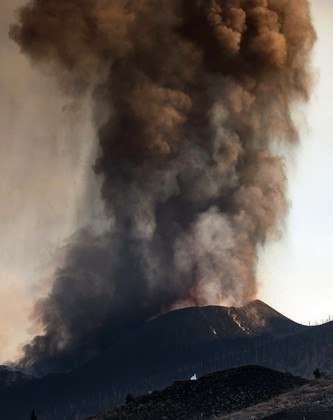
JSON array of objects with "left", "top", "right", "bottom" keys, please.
[
  {"left": 88, "top": 366, "right": 308, "bottom": 419},
  {"left": 221, "top": 374, "right": 333, "bottom": 419}
]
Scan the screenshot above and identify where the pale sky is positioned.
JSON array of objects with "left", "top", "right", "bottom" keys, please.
[
  {"left": 0, "top": 1, "right": 331, "bottom": 363},
  {"left": 258, "top": 0, "right": 333, "bottom": 324},
  {"left": 0, "top": 0, "right": 104, "bottom": 362}
]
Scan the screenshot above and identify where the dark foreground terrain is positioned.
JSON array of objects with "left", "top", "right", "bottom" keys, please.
[
  {"left": 89, "top": 366, "right": 308, "bottom": 420},
  {"left": 223, "top": 374, "right": 333, "bottom": 419}
]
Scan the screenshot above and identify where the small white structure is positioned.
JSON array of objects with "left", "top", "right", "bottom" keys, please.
[{"left": 191, "top": 373, "right": 197, "bottom": 381}]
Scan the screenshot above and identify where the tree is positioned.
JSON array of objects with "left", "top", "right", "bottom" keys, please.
[
  {"left": 125, "top": 393, "right": 135, "bottom": 404},
  {"left": 313, "top": 367, "right": 324, "bottom": 379},
  {"left": 31, "top": 409, "right": 38, "bottom": 420}
]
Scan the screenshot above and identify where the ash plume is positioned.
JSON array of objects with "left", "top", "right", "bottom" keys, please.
[{"left": 10, "top": 0, "right": 316, "bottom": 375}]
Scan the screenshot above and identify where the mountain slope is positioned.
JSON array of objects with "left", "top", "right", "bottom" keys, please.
[
  {"left": 88, "top": 366, "right": 309, "bottom": 420},
  {"left": 227, "top": 319, "right": 333, "bottom": 378},
  {"left": 70, "top": 299, "right": 305, "bottom": 389},
  {"left": 223, "top": 374, "right": 333, "bottom": 419},
  {"left": 0, "top": 365, "right": 33, "bottom": 389},
  {"left": 0, "top": 300, "right": 308, "bottom": 419}
]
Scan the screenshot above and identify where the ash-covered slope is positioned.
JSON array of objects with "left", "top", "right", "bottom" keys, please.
[
  {"left": 62, "top": 299, "right": 305, "bottom": 398},
  {"left": 226, "top": 319, "right": 333, "bottom": 378},
  {"left": 0, "top": 365, "right": 33, "bottom": 389},
  {"left": 77, "top": 299, "right": 305, "bottom": 381},
  {"left": 0, "top": 300, "right": 306, "bottom": 419},
  {"left": 223, "top": 374, "right": 333, "bottom": 419},
  {"left": 89, "top": 366, "right": 309, "bottom": 420},
  {"left": 114, "top": 299, "right": 304, "bottom": 348}
]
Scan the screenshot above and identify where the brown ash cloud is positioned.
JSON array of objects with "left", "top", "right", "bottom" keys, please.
[{"left": 10, "top": 0, "right": 316, "bottom": 375}]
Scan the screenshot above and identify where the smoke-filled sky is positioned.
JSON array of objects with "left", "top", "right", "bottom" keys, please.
[{"left": 0, "top": 0, "right": 331, "bottom": 366}]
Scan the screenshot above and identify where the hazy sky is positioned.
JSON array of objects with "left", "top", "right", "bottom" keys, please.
[
  {"left": 258, "top": 0, "right": 333, "bottom": 324},
  {"left": 0, "top": 0, "right": 105, "bottom": 362},
  {"left": 0, "top": 1, "right": 331, "bottom": 362}
]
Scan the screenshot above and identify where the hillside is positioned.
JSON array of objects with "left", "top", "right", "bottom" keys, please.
[
  {"left": 223, "top": 374, "right": 333, "bottom": 419},
  {"left": 0, "top": 365, "right": 33, "bottom": 389},
  {"left": 0, "top": 300, "right": 326, "bottom": 419},
  {"left": 71, "top": 299, "right": 306, "bottom": 387},
  {"left": 200, "top": 320, "right": 333, "bottom": 379},
  {"left": 88, "top": 366, "right": 308, "bottom": 420}
]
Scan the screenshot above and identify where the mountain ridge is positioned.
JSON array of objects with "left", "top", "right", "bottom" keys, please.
[{"left": 0, "top": 300, "right": 330, "bottom": 419}]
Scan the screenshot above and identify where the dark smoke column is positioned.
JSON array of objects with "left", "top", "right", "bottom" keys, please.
[{"left": 11, "top": 0, "right": 316, "bottom": 375}]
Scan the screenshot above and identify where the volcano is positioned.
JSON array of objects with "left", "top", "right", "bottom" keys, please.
[{"left": 0, "top": 300, "right": 317, "bottom": 419}]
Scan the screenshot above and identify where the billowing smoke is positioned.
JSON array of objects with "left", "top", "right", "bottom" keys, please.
[{"left": 10, "top": 0, "right": 316, "bottom": 375}]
